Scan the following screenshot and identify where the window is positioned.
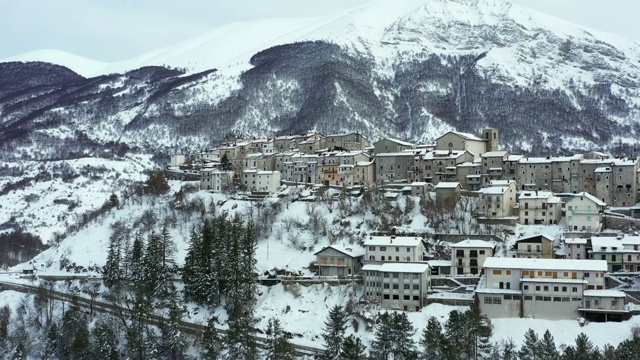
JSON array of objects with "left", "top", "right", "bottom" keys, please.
[
  {"left": 395, "top": 256, "right": 400, "bottom": 261},
  {"left": 545, "top": 271, "right": 552, "bottom": 277},
  {"left": 538, "top": 271, "right": 543, "bottom": 276},
  {"left": 543, "top": 297, "right": 552, "bottom": 301},
  {"left": 594, "top": 299, "right": 599, "bottom": 306},
  {"left": 562, "top": 297, "right": 570, "bottom": 302},
  {"left": 407, "top": 247, "right": 411, "bottom": 252},
  {"left": 523, "top": 270, "right": 530, "bottom": 276},
  {"left": 413, "top": 284, "right": 419, "bottom": 290},
  {"left": 562, "top": 287, "right": 567, "bottom": 292},
  {"left": 369, "top": 246, "right": 375, "bottom": 251},
  {"left": 493, "top": 297, "right": 502, "bottom": 304},
  {"left": 395, "top": 247, "right": 400, "bottom": 252},
  {"left": 506, "top": 270, "right": 512, "bottom": 276},
  {"left": 504, "top": 295, "right": 512, "bottom": 300},
  {"left": 492, "top": 269, "right": 502, "bottom": 275},
  {"left": 393, "top": 295, "right": 399, "bottom": 300},
  {"left": 585, "top": 272, "right": 590, "bottom": 278},
  {"left": 535, "top": 286, "right": 541, "bottom": 291},
  {"left": 369, "top": 256, "right": 375, "bottom": 261},
  {"left": 413, "top": 296, "right": 419, "bottom": 301},
  {"left": 381, "top": 256, "right": 385, "bottom": 261},
  {"left": 612, "top": 299, "right": 618, "bottom": 306},
  {"left": 563, "top": 272, "right": 569, "bottom": 277},
  {"left": 612, "top": 255, "right": 617, "bottom": 262},
  {"left": 535, "top": 296, "right": 543, "bottom": 301},
  {"left": 383, "top": 284, "right": 389, "bottom": 289},
  {"left": 480, "top": 250, "right": 485, "bottom": 255},
  {"left": 523, "top": 285, "right": 529, "bottom": 291},
  {"left": 484, "top": 297, "right": 493, "bottom": 304},
  {"left": 393, "top": 273, "right": 399, "bottom": 279},
  {"left": 404, "top": 295, "right": 410, "bottom": 300},
  {"left": 383, "top": 294, "right": 389, "bottom": 299},
  {"left": 525, "top": 296, "right": 533, "bottom": 301},
  {"left": 543, "top": 286, "right": 549, "bottom": 291},
  {"left": 380, "top": 247, "right": 386, "bottom": 251},
  {"left": 404, "top": 284, "right": 410, "bottom": 290},
  {"left": 553, "top": 297, "right": 561, "bottom": 302},
  {"left": 413, "top": 274, "right": 419, "bottom": 279},
  {"left": 553, "top": 286, "right": 559, "bottom": 292}
]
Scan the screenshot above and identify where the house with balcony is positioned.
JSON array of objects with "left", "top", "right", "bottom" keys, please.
[
  {"left": 476, "top": 257, "right": 626, "bottom": 321},
  {"left": 314, "top": 245, "right": 365, "bottom": 277},
  {"left": 476, "top": 180, "right": 517, "bottom": 218},
  {"left": 450, "top": 239, "right": 495, "bottom": 275},
  {"left": 480, "top": 151, "right": 509, "bottom": 186},
  {"left": 518, "top": 191, "right": 562, "bottom": 225},
  {"left": 513, "top": 234, "right": 554, "bottom": 259},
  {"left": 565, "top": 192, "right": 606, "bottom": 232}
]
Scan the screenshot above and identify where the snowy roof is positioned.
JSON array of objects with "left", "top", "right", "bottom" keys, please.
[
  {"left": 375, "top": 138, "right": 415, "bottom": 147},
  {"left": 355, "top": 160, "right": 375, "bottom": 166},
  {"left": 483, "top": 257, "right": 607, "bottom": 272},
  {"left": 566, "top": 192, "right": 607, "bottom": 207},
  {"left": 375, "top": 151, "right": 417, "bottom": 157},
  {"left": 314, "top": 245, "right": 365, "bottom": 258},
  {"left": 482, "top": 151, "right": 509, "bottom": 158},
  {"left": 508, "top": 155, "right": 525, "bottom": 161},
  {"left": 515, "top": 234, "right": 554, "bottom": 243},
  {"left": 435, "top": 182, "right": 460, "bottom": 189},
  {"left": 477, "top": 186, "right": 509, "bottom": 195},
  {"left": 364, "top": 236, "right": 423, "bottom": 247},
  {"left": 422, "top": 150, "right": 468, "bottom": 160},
  {"left": 426, "top": 260, "right": 451, "bottom": 267},
  {"left": 519, "top": 157, "right": 552, "bottom": 164},
  {"left": 362, "top": 264, "right": 382, "bottom": 271},
  {"left": 520, "top": 278, "right": 586, "bottom": 284},
  {"left": 457, "top": 162, "right": 480, "bottom": 168},
  {"left": 445, "top": 131, "right": 483, "bottom": 141},
  {"left": 591, "top": 236, "right": 640, "bottom": 251},
  {"left": 518, "top": 191, "right": 553, "bottom": 200},
  {"left": 490, "top": 180, "right": 515, "bottom": 186},
  {"left": 594, "top": 167, "right": 611, "bottom": 173},
  {"left": 411, "top": 182, "right": 427, "bottom": 186},
  {"left": 565, "top": 238, "right": 588, "bottom": 245},
  {"left": 583, "top": 290, "right": 626, "bottom": 298},
  {"left": 452, "top": 239, "right": 494, "bottom": 248},
  {"left": 378, "top": 262, "right": 431, "bottom": 273}
]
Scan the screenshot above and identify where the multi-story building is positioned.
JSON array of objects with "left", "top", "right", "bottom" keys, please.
[
  {"left": 590, "top": 236, "right": 640, "bottom": 272},
  {"left": 353, "top": 160, "right": 376, "bottom": 187},
  {"left": 273, "top": 134, "right": 305, "bottom": 153},
  {"left": 375, "top": 150, "right": 420, "bottom": 183},
  {"left": 513, "top": 234, "right": 554, "bottom": 259},
  {"left": 456, "top": 162, "right": 482, "bottom": 190},
  {"left": 317, "top": 150, "right": 369, "bottom": 186},
  {"left": 414, "top": 150, "right": 474, "bottom": 184},
  {"left": 241, "top": 169, "right": 281, "bottom": 193},
  {"left": 480, "top": 151, "right": 509, "bottom": 186},
  {"left": 434, "top": 182, "right": 461, "bottom": 207},
  {"left": 565, "top": 192, "right": 607, "bottom": 232},
  {"left": 363, "top": 235, "right": 425, "bottom": 263},
  {"left": 516, "top": 157, "right": 553, "bottom": 191},
  {"left": 298, "top": 133, "right": 326, "bottom": 154},
  {"left": 518, "top": 191, "right": 562, "bottom": 225},
  {"left": 550, "top": 155, "right": 583, "bottom": 193},
  {"left": 477, "top": 180, "right": 517, "bottom": 218},
  {"left": 322, "top": 132, "right": 367, "bottom": 151},
  {"left": 450, "top": 239, "right": 495, "bottom": 275},
  {"left": 314, "top": 245, "right": 364, "bottom": 277},
  {"left": 373, "top": 138, "right": 415, "bottom": 155},
  {"left": 563, "top": 238, "right": 588, "bottom": 260},
  {"left": 362, "top": 262, "right": 431, "bottom": 311},
  {"left": 477, "top": 258, "right": 626, "bottom": 321},
  {"left": 200, "top": 169, "right": 234, "bottom": 192}
]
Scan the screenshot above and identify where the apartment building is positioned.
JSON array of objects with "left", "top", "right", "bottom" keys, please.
[
  {"left": 550, "top": 155, "right": 583, "bottom": 193},
  {"left": 322, "top": 132, "right": 367, "bottom": 151},
  {"left": 363, "top": 235, "right": 425, "bottom": 263},
  {"left": 199, "top": 169, "right": 234, "bottom": 192},
  {"left": 563, "top": 238, "right": 588, "bottom": 260},
  {"left": 362, "top": 262, "right": 431, "bottom": 311},
  {"left": 456, "top": 162, "right": 482, "bottom": 190},
  {"left": 480, "top": 151, "right": 509, "bottom": 186},
  {"left": 375, "top": 150, "right": 419, "bottom": 183},
  {"left": 590, "top": 236, "right": 640, "bottom": 272},
  {"left": 434, "top": 182, "right": 461, "bottom": 207},
  {"left": 477, "top": 180, "right": 517, "bottom": 218},
  {"left": 450, "top": 239, "right": 495, "bottom": 275},
  {"left": 317, "top": 151, "right": 369, "bottom": 186},
  {"left": 414, "top": 150, "right": 474, "bottom": 184},
  {"left": 477, "top": 258, "right": 626, "bottom": 321},
  {"left": 565, "top": 192, "right": 606, "bottom": 232},
  {"left": 518, "top": 191, "right": 562, "bottom": 225},
  {"left": 516, "top": 157, "right": 552, "bottom": 191},
  {"left": 241, "top": 169, "right": 281, "bottom": 193},
  {"left": 353, "top": 160, "right": 376, "bottom": 187}
]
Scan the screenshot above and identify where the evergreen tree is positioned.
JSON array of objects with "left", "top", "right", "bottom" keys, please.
[
  {"left": 321, "top": 305, "right": 348, "bottom": 359},
  {"left": 159, "top": 288, "right": 186, "bottom": 360},
  {"left": 157, "top": 224, "right": 178, "bottom": 299},
  {"left": 142, "top": 232, "right": 163, "bottom": 297},
  {"left": 224, "top": 304, "right": 259, "bottom": 360},
  {"left": 601, "top": 344, "right": 617, "bottom": 360},
  {"left": 13, "top": 342, "right": 26, "bottom": 360},
  {"left": 42, "top": 323, "right": 59, "bottom": 360},
  {"left": 127, "top": 232, "right": 145, "bottom": 285},
  {"left": 369, "top": 312, "right": 418, "bottom": 360},
  {"left": 573, "top": 333, "right": 596, "bottom": 360},
  {"left": 264, "top": 317, "right": 295, "bottom": 360},
  {"left": 538, "top": 330, "right": 559, "bottom": 360},
  {"left": 220, "top": 153, "right": 232, "bottom": 171},
  {"left": 126, "top": 291, "right": 156, "bottom": 360},
  {"left": 0, "top": 305, "right": 10, "bottom": 349},
  {"left": 443, "top": 310, "right": 467, "bottom": 359},
  {"left": 201, "top": 316, "right": 222, "bottom": 360},
  {"left": 58, "top": 305, "right": 92, "bottom": 360},
  {"left": 108, "top": 193, "right": 120, "bottom": 208},
  {"left": 616, "top": 338, "right": 640, "bottom": 359},
  {"left": 501, "top": 339, "right": 517, "bottom": 360},
  {"left": 419, "top": 316, "right": 445, "bottom": 360},
  {"left": 464, "top": 301, "right": 493, "bottom": 359},
  {"left": 517, "top": 328, "right": 540, "bottom": 360},
  {"left": 93, "top": 319, "right": 120, "bottom": 360},
  {"left": 340, "top": 334, "right": 367, "bottom": 360},
  {"left": 103, "top": 234, "right": 123, "bottom": 289}
]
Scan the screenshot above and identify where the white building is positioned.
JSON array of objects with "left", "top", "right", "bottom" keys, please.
[
  {"left": 362, "top": 262, "right": 431, "bottom": 311},
  {"left": 364, "top": 235, "right": 425, "bottom": 263},
  {"left": 170, "top": 154, "right": 186, "bottom": 167},
  {"left": 477, "top": 258, "right": 627, "bottom": 321},
  {"left": 450, "top": 239, "right": 495, "bottom": 275},
  {"left": 518, "top": 191, "right": 562, "bottom": 225},
  {"left": 477, "top": 180, "right": 517, "bottom": 218},
  {"left": 242, "top": 169, "right": 281, "bottom": 193},
  {"left": 565, "top": 192, "right": 607, "bottom": 232},
  {"left": 564, "top": 238, "right": 588, "bottom": 260},
  {"left": 200, "top": 169, "right": 234, "bottom": 192}
]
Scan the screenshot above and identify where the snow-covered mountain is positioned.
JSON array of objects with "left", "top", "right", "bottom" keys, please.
[
  {"left": 1, "top": 0, "right": 639, "bottom": 157},
  {"left": 1, "top": 0, "right": 640, "bottom": 242}
]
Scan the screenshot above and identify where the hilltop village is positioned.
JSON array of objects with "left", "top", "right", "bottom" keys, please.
[{"left": 170, "top": 129, "right": 640, "bottom": 323}]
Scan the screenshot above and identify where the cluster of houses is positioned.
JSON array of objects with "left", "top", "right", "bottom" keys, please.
[{"left": 315, "top": 233, "right": 634, "bottom": 322}]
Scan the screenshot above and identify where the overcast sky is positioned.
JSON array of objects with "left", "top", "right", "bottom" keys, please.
[{"left": 1, "top": 0, "right": 638, "bottom": 62}]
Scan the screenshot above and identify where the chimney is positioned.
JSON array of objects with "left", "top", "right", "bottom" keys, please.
[{"left": 390, "top": 234, "right": 395, "bottom": 243}]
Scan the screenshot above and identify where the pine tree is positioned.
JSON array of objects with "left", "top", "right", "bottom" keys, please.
[
  {"left": 419, "top": 316, "right": 444, "bottom": 360},
  {"left": 464, "top": 302, "right": 493, "bottom": 359},
  {"left": 92, "top": 319, "right": 119, "bottom": 360},
  {"left": 340, "top": 334, "right": 367, "bottom": 359},
  {"left": 127, "top": 232, "right": 145, "bottom": 285},
  {"left": 201, "top": 316, "right": 222, "bottom": 360},
  {"left": 518, "top": 328, "right": 540, "bottom": 360},
  {"left": 443, "top": 310, "right": 467, "bottom": 359},
  {"left": 616, "top": 338, "right": 640, "bottom": 359},
  {"left": 538, "top": 330, "right": 559, "bottom": 360},
  {"left": 157, "top": 224, "right": 177, "bottom": 299},
  {"left": 103, "top": 235, "right": 123, "bottom": 289},
  {"left": 108, "top": 193, "right": 120, "bottom": 208},
  {"left": 42, "top": 323, "right": 59, "bottom": 360},
  {"left": 13, "top": 342, "right": 26, "bottom": 360},
  {"left": 126, "top": 291, "right": 154, "bottom": 360},
  {"left": 601, "top": 344, "right": 617, "bottom": 360},
  {"left": 501, "top": 339, "right": 517, "bottom": 360},
  {"left": 142, "top": 232, "right": 163, "bottom": 297},
  {"left": 369, "top": 312, "right": 417, "bottom": 360},
  {"left": 573, "top": 333, "right": 595, "bottom": 360},
  {"left": 58, "top": 305, "right": 92, "bottom": 359},
  {"left": 224, "top": 304, "right": 259, "bottom": 360},
  {"left": 264, "top": 317, "right": 295, "bottom": 360},
  {"left": 321, "top": 305, "right": 348, "bottom": 359},
  {"left": 159, "top": 288, "right": 186, "bottom": 360},
  {"left": 220, "top": 153, "right": 232, "bottom": 171}
]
